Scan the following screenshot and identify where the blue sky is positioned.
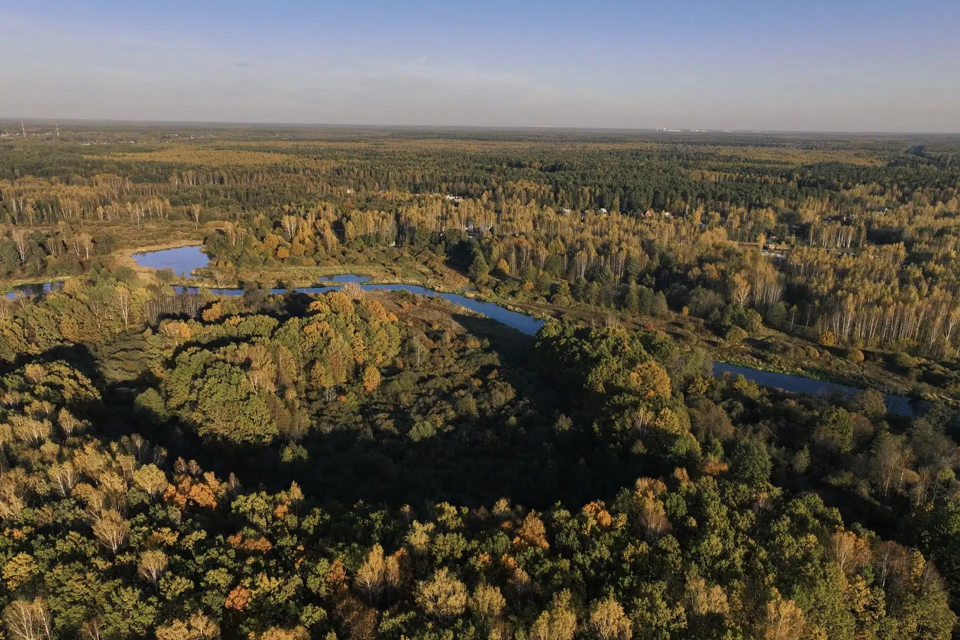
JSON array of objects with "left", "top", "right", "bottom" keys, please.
[{"left": 1, "top": 0, "right": 958, "bottom": 131}]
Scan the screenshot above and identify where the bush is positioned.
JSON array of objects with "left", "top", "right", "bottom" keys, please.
[
  {"left": 725, "top": 326, "right": 748, "bottom": 346},
  {"left": 818, "top": 330, "right": 836, "bottom": 347},
  {"left": 894, "top": 352, "right": 916, "bottom": 369}
]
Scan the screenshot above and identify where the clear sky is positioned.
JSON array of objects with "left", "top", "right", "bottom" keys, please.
[{"left": 1, "top": 0, "right": 958, "bottom": 132}]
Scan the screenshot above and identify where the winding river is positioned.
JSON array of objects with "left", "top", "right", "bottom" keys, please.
[{"left": 6, "top": 245, "right": 922, "bottom": 417}]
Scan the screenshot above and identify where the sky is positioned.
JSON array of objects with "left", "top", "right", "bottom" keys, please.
[{"left": 1, "top": 0, "right": 959, "bottom": 132}]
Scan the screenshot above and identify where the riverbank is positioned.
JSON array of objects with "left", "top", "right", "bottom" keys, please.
[
  {"left": 496, "top": 294, "right": 944, "bottom": 407},
  {"left": 4, "top": 240, "right": 950, "bottom": 411}
]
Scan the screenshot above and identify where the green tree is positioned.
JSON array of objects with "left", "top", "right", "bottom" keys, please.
[
  {"left": 814, "top": 407, "right": 855, "bottom": 454},
  {"left": 729, "top": 438, "right": 771, "bottom": 485},
  {"left": 651, "top": 292, "right": 669, "bottom": 318}
]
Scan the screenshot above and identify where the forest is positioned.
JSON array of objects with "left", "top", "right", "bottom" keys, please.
[{"left": 2, "top": 123, "right": 960, "bottom": 639}]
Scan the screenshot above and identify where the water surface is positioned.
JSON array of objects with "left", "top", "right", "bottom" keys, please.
[
  {"left": 132, "top": 245, "right": 209, "bottom": 277},
  {"left": 714, "top": 363, "right": 916, "bottom": 417}
]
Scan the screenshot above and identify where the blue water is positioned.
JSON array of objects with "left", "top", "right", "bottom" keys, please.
[
  {"left": 132, "top": 245, "right": 209, "bottom": 277},
  {"left": 4, "top": 246, "right": 923, "bottom": 415},
  {"left": 318, "top": 274, "right": 372, "bottom": 284},
  {"left": 4, "top": 282, "right": 62, "bottom": 299},
  {"left": 714, "top": 363, "right": 916, "bottom": 417}
]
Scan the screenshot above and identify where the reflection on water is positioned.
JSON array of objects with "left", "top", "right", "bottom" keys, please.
[
  {"left": 318, "top": 274, "right": 372, "bottom": 284},
  {"left": 132, "top": 245, "right": 210, "bottom": 277},
  {"left": 714, "top": 363, "right": 916, "bottom": 417},
  {"left": 5, "top": 246, "right": 923, "bottom": 416},
  {"left": 4, "top": 282, "right": 62, "bottom": 300}
]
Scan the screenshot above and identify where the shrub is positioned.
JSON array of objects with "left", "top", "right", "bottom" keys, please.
[{"left": 725, "top": 326, "right": 748, "bottom": 346}]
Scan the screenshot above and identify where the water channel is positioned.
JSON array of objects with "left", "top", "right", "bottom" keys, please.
[{"left": 6, "top": 245, "right": 921, "bottom": 416}]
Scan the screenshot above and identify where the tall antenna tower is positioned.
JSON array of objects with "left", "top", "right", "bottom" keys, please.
[
  {"left": 20, "top": 120, "right": 26, "bottom": 137},
  {"left": 55, "top": 123, "right": 60, "bottom": 139}
]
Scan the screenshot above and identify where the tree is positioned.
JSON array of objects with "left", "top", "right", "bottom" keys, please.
[
  {"left": 114, "top": 285, "right": 132, "bottom": 327},
  {"left": 47, "top": 462, "right": 79, "bottom": 498},
  {"left": 469, "top": 253, "right": 489, "bottom": 284},
  {"left": 685, "top": 576, "right": 729, "bottom": 617},
  {"left": 281, "top": 215, "right": 299, "bottom": 241},
  {"left": 629, "top": 361, "right": 672, "bottom": 399},
  {"left": 2, "top": 553, "right": 37, "bottom": 591},
  {"left": 469, "top": 584, "right": 505, "bottom": 621},
  {"left": 415, "top": 568, "right": 467, "bottom": 619},
  {"left": 729, "top": 274, "right": 752, "bottom": 307},
  {"left": 763, "top": 592, "right": 805, "bottom": 640},
  {"left": 11, "top": 229, "right": 29, "bottom": 264},
  {"left": 651, "top": 292, "right": 669, "bottom": 317},
  {"left": 355, "top": 545, "right": 385, "bottom": 603},
  {"left": 590, "top": 595, "right": 632, "bottom": 640},
  {"left": 871, "top": 433, "right": 910, "bottom": 497},
  {"left": 729, "top": 438, "right": 771, "bottom": 485},
  {"left": 814, "top": 407, "right": 855, "bottom": 454},
  {"left": 530, "top": 590, "right": 577, "bottom": 640},
  {"left": 4, "top": 598, "right": 53, "bottom": 640},
  {"left": 362, "top": 365, "right": 381, "bottom": 392},
  {"left": 828, "top": 530, "right": 868, "bottom": 576},
  {"left": 92, "top": 510, "right": 130, "bottom": 553},
  {"left": 311, "top": 362, "right": 335, "bottom": 401},
  {"left": 853, "top": 389, "right": 887, "bottom": 420},
  {"left": 190, "top": 361, "right": 279, "bottom": 445},
  {"left": 155, "top": 612, "right": 220, "bottom": 640},
  {"left": 138, "top": 550, "right": 168, "bottom": 585}
]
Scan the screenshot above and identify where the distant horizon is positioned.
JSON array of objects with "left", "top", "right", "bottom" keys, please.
[
  {"left": 2, "top": 0, "right": 958, "bottom": 134},
  {"left": 2, "top": 117, "right": 958, "bottom": 138}
]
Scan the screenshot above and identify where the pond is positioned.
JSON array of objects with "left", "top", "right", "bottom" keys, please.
[
  {"left": 7, "top": 245, "right": 922, "bottom": 416},
  {"left": 132, "top": 245, "right": 210, "bottom": 277}
]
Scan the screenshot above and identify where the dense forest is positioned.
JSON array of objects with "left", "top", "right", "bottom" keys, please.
[{"left": 2, "top": 124, "right": 960, "bottom": 638}]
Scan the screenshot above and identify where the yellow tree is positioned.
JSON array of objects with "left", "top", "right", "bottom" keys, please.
[
  {"left": 138, "top": 550, "right": 169, "bottom": 585},
  {"left": 354, "top": 545, "right": 386, "bottom": 603},
  {"left": 590, "top": 595, "right": 632, "bottom": 640},
  {"left": 763, "top": 591, "right": 805, "bottom": 640},
  {"left": 530, "top": 590, "right": 577, "bottom": 640},
  {"left": 362, "top": 366, "right": 381, "bottom": 392},
  {"left": 415, "top": 568, "right": 467, "bottom": 620},
  {"left": 92, "top": 510, "right": 129, "bottom": 553}
]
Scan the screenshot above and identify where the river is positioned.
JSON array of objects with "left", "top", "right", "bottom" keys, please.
[{"left": 5, "top": 245, "right": 920, "bottom": 416}]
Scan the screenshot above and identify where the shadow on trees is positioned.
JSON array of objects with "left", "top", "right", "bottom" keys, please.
[{"left": 92, "top": 314, "right": 645, "bottom": 511}]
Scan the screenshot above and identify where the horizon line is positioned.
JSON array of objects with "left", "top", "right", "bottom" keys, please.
[{"left": 0, "top": 116, "right": 958, "bottom": 137}]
